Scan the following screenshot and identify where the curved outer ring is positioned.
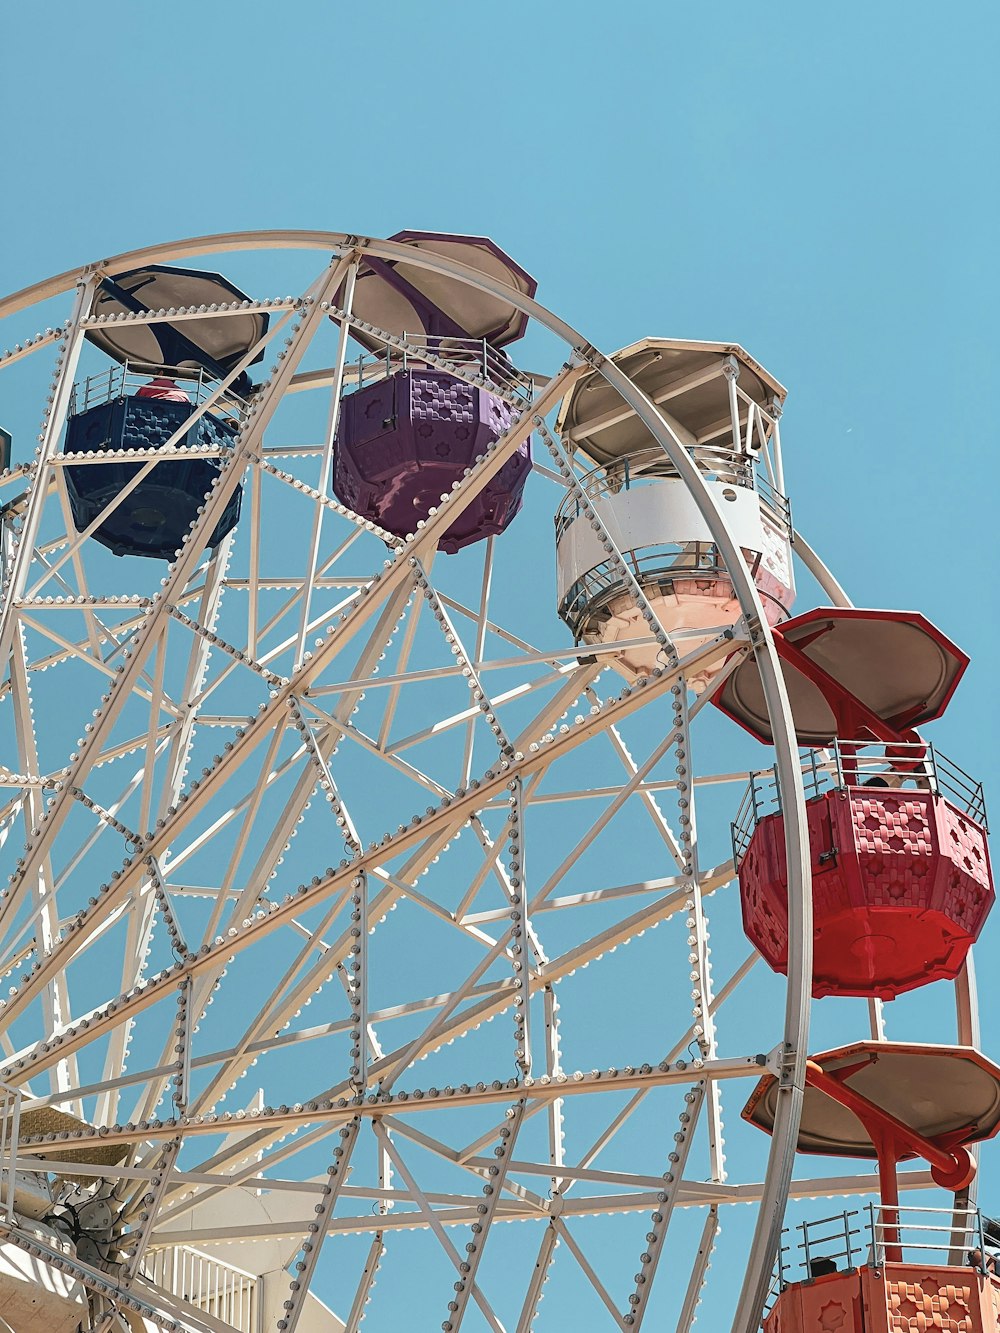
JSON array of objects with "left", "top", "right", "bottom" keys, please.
[{"left": 0, "top": 230, "right": 813, "bottom": 1333}]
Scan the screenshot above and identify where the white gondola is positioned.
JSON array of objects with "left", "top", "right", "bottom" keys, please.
[{"left": 555, "top": 338, "right": 795, "bottom": 690}]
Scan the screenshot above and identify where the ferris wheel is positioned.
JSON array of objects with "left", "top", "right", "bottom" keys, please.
[{"left": 0, "top": 230, "right": 992, "bottom": 1333}]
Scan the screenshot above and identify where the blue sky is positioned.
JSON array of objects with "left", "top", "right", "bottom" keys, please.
[{"left": 1, "top": 2, "right": 998, "bottom": 1327}]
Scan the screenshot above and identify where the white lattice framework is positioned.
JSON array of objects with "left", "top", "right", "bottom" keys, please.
[{"left": 0, "top": 232, "right": 981, "bottom": 1333}]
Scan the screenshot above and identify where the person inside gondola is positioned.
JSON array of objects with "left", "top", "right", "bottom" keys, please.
[
  {"left": 968, "top": 1247, "right": 998, "bottom": 1275},
  {"left": 136, "top": 376, "right": 190, "bottom": 403}
]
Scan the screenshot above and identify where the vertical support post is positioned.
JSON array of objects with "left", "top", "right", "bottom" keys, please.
[
  {"left": 868, "top": 997, "right": 887, "bottom": 1041},
  {"left": 377, "top": 1122, "right": 394, "bottom": 1218},
  {"left": 543, "top": 984, "right": 565, "bottom": 1192},
  {"left": 833, "top": 740, "right": 845, "bottom": 790},
  {"left": 866, "top": 1202, "right": 878, "bottom": 1269},
  {"left": 255, "top": 1272, "right": 265, "bottom": 1333},
  {"left": 508, "top": 777, "right": 531, "bottom": 1076},
  {"left": 778, "top": 1225, "right": 788, "bottom": 1286},
  {"left": 838, "top": 740, "right": 860, "bottom": 786},
  {"left": 770, "top": 401, "right": 786, "bottom": 497},
  {"left": 247, "top": 459, "right": 261, "bottom": 657},
  {"left": 723, "top": 355, "right": 743, "bottom": 461},
  {"left": 673, "top": 683, "right": 725, "bottom": 1181},
  {"left": 348, "top": 871, "right": 369, "bottom": 1094},
  {"left": 1, "top": 1084, "right": 19, "bottom": 1225},
  {"left": 872, "top": 1129, "right": 902, "bottom": 1263},
  {"left": 172, "top": 977, "right": 192, "bottom": 1114},
  {"left": 927, "top": 741, "right": 941, "bottom": 797}
]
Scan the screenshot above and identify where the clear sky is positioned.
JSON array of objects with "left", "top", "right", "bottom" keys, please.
[{"left": 1, "top": 2, "right": 998, "bottom": 1328}]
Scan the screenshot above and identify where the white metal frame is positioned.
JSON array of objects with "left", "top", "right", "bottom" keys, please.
[{"left": 0, "top": 230, "right": 980, "bottom": 1333}]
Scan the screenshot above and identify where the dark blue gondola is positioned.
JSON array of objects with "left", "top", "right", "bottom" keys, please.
[
  {"left": 63, "top": 264, "right": 266, "bottom": 559},
  {"left": 64, "top": 387, "right": 241, "bottom": 559}
]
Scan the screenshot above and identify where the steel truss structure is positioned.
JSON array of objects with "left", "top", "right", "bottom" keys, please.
[{"left": 0, "top": 232, "right": 980, "bottom": 1333}]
